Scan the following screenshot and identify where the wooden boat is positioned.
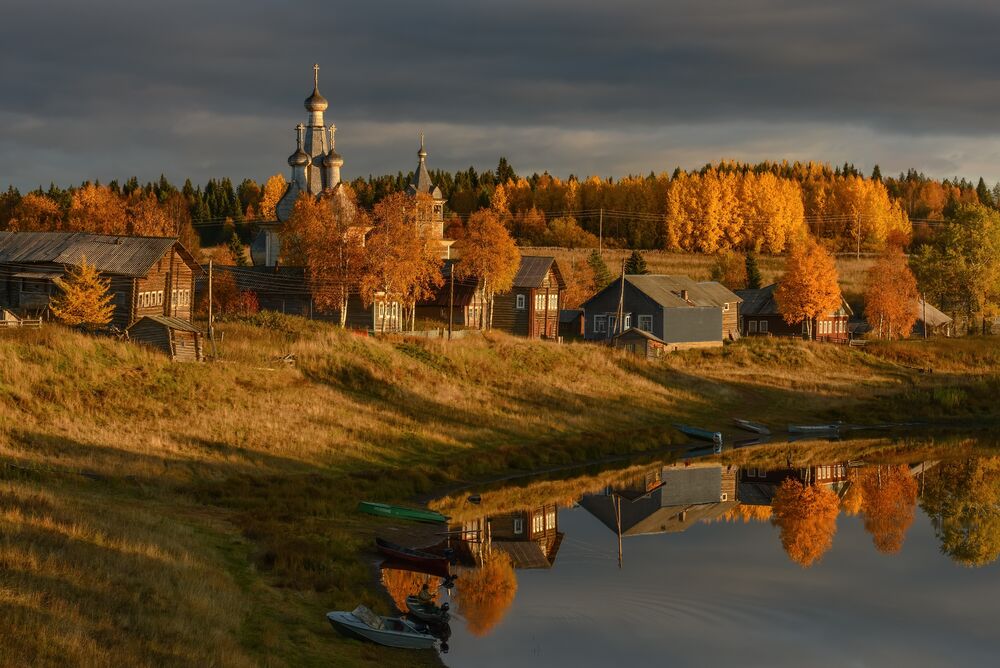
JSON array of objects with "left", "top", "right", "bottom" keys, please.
[
  {"left": 380, "top": 557, "right": 453, "bottom": 580},
  {"left": 358, "top": 501, "right": 449, "bottom": 524},
  {"left": 376, "top": 538, "right": 451, "bottom": 572},
  {"left": 327, "top": 606, "right": 437, "bottom": 649},
  {"left": 673, "top": 423, "right": 723, "bottom": 446},
  {"left": 733, "top": 418, "right": 771, "bottom": 435},
  {"left": 406, "top": 596, "right": 451, "bottom": 624},
  {"left": 788, "top": 423, "right": 842, "bottom": 434}
]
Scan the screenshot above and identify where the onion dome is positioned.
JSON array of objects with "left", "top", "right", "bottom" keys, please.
[
  {"left": 305, "top": 63, "right": 329, "bottom": 112},
  {"left": 288, "top": 124, "right": 309, "bottom": 166},
  {"left": 324, "top": 124, "right": 343, "bottom": 166}
]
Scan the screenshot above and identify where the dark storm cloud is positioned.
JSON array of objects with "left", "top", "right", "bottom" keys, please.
[{"left": 1, "top": 0, "right": 1000, "bottom": 189}]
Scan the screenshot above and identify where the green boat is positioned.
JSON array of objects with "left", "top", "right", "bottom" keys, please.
[
  {"left": 357, "top": 501, "right": 449, "bottom": 524},
  {"left": 673, "top": 423, "right": 723, "bottom": 446}
]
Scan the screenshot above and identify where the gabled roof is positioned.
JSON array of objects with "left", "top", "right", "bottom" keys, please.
[
  {"left": 591, "top": 275, "right": 739, "bottom": 310},
  {"left": 736, "top": 283, "right": 853, "bottom": 317},
  {"left": 559, "top": 308, "right": 584, "bottom": 324},
  {"left": 514, "top": 256, "right": 566, "bottom": 289},
  {"left": 0, "top": 231, "right": 202, "bottom": 278},
  {"left": 613, "top": 327, "right": 665, "bottom": 344},
  {"left": 915, "top": 298, "right": 951, "bottom": 326}
]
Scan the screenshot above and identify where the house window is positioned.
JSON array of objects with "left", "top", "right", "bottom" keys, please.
[
  {"left": 516, "top": 294, "right": 526, "bottom": 310},
  {"left": 723, "top": 303, "right": 730, "bottom": 312},
  {"left": 623, "top": 314, "right": 631, "bottom": 329},
  {"left": 546, "top": 509, "right": 556, "bottom": 530},
  {"left": 760, "top": 320, "right": 768, "bottom": 333},
  {"left": 513, "top": 518, "right": 524, "bottom": 535},
  {"left": 608, "top": 315, "right": 617, "bottom": 334},
  {"left": 532, "top": 512, "right": 544, "bottom": 534},
  {"left": 548, "top": 293, "right": 558, "bottom": 309},
  {"left": 638, "top": 315, "right": 653, "bottom": 332},
  {"left": 156, "top": 291, "right": 164, "bottom": 306},
  {"left": 594, "top": 315, "right": 607, "bottom": 333},
  {"left": 749, "top": 320, "right": 758, "bottom": 334}
]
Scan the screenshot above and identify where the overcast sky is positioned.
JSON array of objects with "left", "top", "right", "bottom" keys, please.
[{"left": 2, "top": 0, "right": 1000, "bottom": 190}]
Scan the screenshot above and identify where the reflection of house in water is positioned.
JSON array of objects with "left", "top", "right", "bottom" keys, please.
[
  {"left": 452, "top": 504, "right": 563, "bottom": 569},
  {"left": 738, "top": 463, "right": 850, "bottom": 506},
  {"left": 580, "top": 463, "right": 738, "bottom": 536}
]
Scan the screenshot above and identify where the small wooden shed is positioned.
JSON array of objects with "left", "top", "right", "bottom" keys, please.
[
  {"left": 612, "top": 327, "right": 669, "bottom": 359},
  {"left": 128, "top": 315, "right": 205, "bottom": 362}
]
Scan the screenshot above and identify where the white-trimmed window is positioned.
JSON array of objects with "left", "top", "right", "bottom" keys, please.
[
  {"left": 546, "top": 508, "right": 556, "bottom": 530},
  {"left": 638, "top": 315, "right": 653, "bottom": 332},
  {"left": 548, "top": 293, "right": 558, "bottom": 309},
  {"left": 723, "top": 302, "right": 730, "bottom": 312},
  {"left": 516, "top": 294, "right": 526, "bottom": 310},
  {"left": 624, "top": 314, "right": 632, "bottom": 330},
  {"left": 760, "top": 320, "right": 768, "bottom": 333},
  {"left": 513, "top": 518, "right": 524, "bottom": 535},
  {"left": 156, "top": 290, "right": 164, "bottom": 306},
  {"left": 532, "top": 512, "right": 544, "bottom": 534},
  {"left": 749, "top": 320, "right": 757, "bottom": 334},
  {"left": 594, "top": 315, "right": 607, "bottom": 333}
]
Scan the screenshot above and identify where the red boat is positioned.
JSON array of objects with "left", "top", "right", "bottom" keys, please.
[{"left": 376, "top": 538, "right": 451, "bottom": 575}]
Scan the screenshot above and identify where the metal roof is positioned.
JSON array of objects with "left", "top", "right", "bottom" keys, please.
[
  {"left": 736, "top": 283, "right": 854, "bottom": 317},
  {"left": 128, "top": 315, "right": 203, "bottom": 333},
  {"left": 514, "top": 255, "right": 565, "bottom": 289},
  {"left": 621, "top": 275, "right": 738, "bottom": 308},
  {"left": 613, "top": 326, "right": 666, "bottom": 344},
  {"left": 915, "top": 298, "right": 951, "bottom": 326},
  {"left": 695, "top": 281, "right": 743, "bottom": 306},
  {"left": 0, "top": 231, "right": 200, "bottom": 278}
]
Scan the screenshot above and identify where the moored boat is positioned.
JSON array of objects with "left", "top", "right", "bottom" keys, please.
[
  {"left": 406, "top": 595, "right": 451, "bottom": 624},
  {"left": 376, "top": 537, "right": 451, "bottom": 572},
  {"left": 327, "top": 606, "right": 438, "bottom": 649},
  {"left": 733, "top": 418, "right": 771, "bottom": 435},
  {"left": 788, "top": 423, "right": 842, "bottom": 434},
  {"left": 673, "top": 423, "right": 723, "bottom": 446},
  {"left": 358, "top": 501, "right": 449, "bottom": 524}
]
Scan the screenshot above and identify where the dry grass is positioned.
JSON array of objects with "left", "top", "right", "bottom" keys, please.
[
  {"left": 524, "top": 247, "right": 874, "bottom": 299},
  {"left": 1, "top": 320, "right": 998, "bottom": 666}
]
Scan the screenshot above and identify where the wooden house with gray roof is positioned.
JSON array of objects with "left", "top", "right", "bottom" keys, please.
[
  {"left": 0, "top": 231, "right": 203, "bottom": 330},
  {"left": 580, "top": 275, "right": 741, "bottom": 348},
  {"left": 492, "top": 256, "right": 566, "bottom": 339},
  {"left": 736, "top": 283, "right": 852, "bottom": 343}
]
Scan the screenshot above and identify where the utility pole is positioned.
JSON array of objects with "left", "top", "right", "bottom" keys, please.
[
  {"left": 922, "top": 292, "right": 927, "bottom": 340},
  {"left": 207, "top": 259, "right": 217, "bottom": 358},
  {"left": 448, "top": 265, "right": 455, "bottom": 340},
  {"left": 616, "top": 255, "right": 626, "bottom": 336},
  {"left": 599, "top": 208, "right": 604, "bottom": 255},
  {"left": 856, "top": 214, "right": 861, "bottom": 260}
]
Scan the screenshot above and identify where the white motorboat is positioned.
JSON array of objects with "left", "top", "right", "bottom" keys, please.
[{"left": 327, "top": 605, "right": 438, "bottom": 649}]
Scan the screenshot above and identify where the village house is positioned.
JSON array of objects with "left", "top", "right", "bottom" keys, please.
[
  {"left": 736, "top": 283, "right": 852, "bottom": 342},
  {"left": 850, "top": 296, "right": 953, "bottom": 339},
  {"left": 580, "top": 275, "right": 741, "bottom": 351},
  {"left": 414, "top": 260, "right": 486, "bottom": 329},
  {"left": 492, "top": 256, "right": 566, "bottom": 339},
  {"left": 0, "top": 231, "right": 202, "bottom": 331},
  {"left": 452, "top": 504, "right": 563, "bottom": 570},
  {"left": 580, "top": 463, "right": 738, "bottom": 537},
  {"left": 737, "top": 463, "right": 850, "bottom": 508}
]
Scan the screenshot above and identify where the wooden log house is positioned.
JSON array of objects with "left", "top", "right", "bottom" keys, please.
[
  {"left": 0, "top": 231, "right": 202, "bottom": 330},
  {"left": 736, "top": 283, "right": 852, "bottom": 343},
  {"left": 491, "top": 256, "right": 566, "bottom": 339}
]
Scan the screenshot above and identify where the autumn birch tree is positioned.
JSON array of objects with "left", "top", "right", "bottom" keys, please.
[
  {"left": 771, "top": 478, "right": 840, "bottom": 568},
  {"left": 864, "top": 247, "right": 918, "bottom": 339},
  {"left": 775, "top": 236, "right": 841, "bottom": 338},
  {"left": 455, "top": 209, "right": 520, "bottom": 329}
]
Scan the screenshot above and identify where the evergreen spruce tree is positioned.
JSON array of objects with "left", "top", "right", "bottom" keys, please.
[
  {"left": 871, "top": 164, "right": 882, "bottom": 182},
  {"left": 587, "top": 250, "right": 612, "bottom": 292},
  {"left": 624, "top": 249, "right": 648, "bottom": 274},
  {"left": 976, "top": 177, "right": 993, "bottom": 208},
  {"left": 227, "top": 232, "right": 249, "bottom": 267},
  {"left": 745, "top": 250, "right": 763, "bottom": 290},
  {"left": 49, "top": 259, "right": 115, "bottom": 329}
]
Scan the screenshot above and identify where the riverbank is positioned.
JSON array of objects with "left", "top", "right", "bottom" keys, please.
[{"left": 1, "top": 319, "right": 998, "bottom": 666}]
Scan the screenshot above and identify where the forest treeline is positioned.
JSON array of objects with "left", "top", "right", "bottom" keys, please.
[{"left": 2, "top": 159, "right": 998, "bottom": 255}]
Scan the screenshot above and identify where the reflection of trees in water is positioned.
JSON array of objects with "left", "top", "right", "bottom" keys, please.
[
  {"left": 771, "top": 479, "right": 840, "bottom": 567},
  {"left": 380, "top": 568, "right": 441, "bottom": 612},
  {"left": 455, "top": 550, "right": 518, "bottom": 637},
  {"left": 718, "top": 504, "right": 772, "bottom": 523},
  {"left": 921, "top": 457, "right": 1000, "bottom": 567},
  {"left": 859, "top": 465, "right": 918, "bottom": 554}
]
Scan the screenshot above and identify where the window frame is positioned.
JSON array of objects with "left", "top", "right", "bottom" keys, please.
[
  {"left": 516, "top": 294, "right": 526, "bottom": 310},
  {"left": 638, "top": 314, "right": 653, "bottom": 332},
  {"left": 594, "top": 314, "right": 607, "bottom": 333}
]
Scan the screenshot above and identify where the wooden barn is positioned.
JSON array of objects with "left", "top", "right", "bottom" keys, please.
[
  {"left": 580, "top": 275, "right": 738, "bottom": 348},
  {"left": 0, "top": 231, "right": 202, "bottom": 330},
  {"left": 492, "top": 256, "right": 566, "bottom": 339},
  {"left": 736, "top": 283, "right": 852, "bottom": 343},
  {"left": 127, "top": 315, "right": 205, "bottom": 362}
]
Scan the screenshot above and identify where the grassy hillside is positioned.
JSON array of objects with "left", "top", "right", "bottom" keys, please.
[{"left": 1, "top": 320, "right": 998, "bottom": 666}]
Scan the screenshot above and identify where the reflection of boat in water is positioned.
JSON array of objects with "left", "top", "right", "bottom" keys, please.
[
  {"left": 327, "top": 606, "right": 438, "bottom": 649},
  {"left": 733, "top": 418, "right": 771, "bottom": 435},
  {"left": 674, "top": 423, "right": 723, "bottom": 445},
  {"left": 734, "top": 435, "right": 771, "bottom": 448},
  {"left": 788, "top": 423, "right": 842, "bottom": 434},
  {"left": 358, "top": 501, "right": 448, "bottom": 524},
  {"left": 380, "top": 556, "right": 452, "bottom": 580},
  {"left": 406, "top": 595, "right": 451, "bottom": 624},
  {"left": 376, "top": 537, "right": 452, "bottom": 573}
]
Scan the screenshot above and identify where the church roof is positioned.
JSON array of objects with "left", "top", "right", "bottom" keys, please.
[{"left": 407, "top": 134, "right": 440, "bottom": 197}]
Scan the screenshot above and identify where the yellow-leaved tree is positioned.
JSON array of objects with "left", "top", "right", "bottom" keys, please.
[
  {"left": 455, "top": 550, "right": 518, "bottom": 637},
  {"left": 49, "top": 259, "right": 115, "bottom": 329},
  {"left": 771, "top": 478, "right": 840, "bottom": 568},
  {"left": 258, "top": 173, "right": 287, "bottom": 220},
  {"left": 455, "top": 209, "right": 520, "bottom": 329},
  {"left": 775, "top": 236, "right": 841, "bottom": 338},
  {"left": 864, "top": 247, "right": 918, "bottom": 339}
]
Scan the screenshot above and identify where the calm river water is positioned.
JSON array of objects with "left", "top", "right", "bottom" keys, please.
[{"left": 380, "top": 436, "right": 1000, "bottom": 667}]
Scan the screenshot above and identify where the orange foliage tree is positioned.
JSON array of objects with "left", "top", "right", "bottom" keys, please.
[
  {"left": 709, "top": 249, "right": 748, "bottom": 290},
  {"left": 281, "top": 192, "right": 367, "bottom": 327},
  {"left": 259, "top": 173, "right": 287, "bottom": 220},
  {"left": 863, "top": 247, "right": 919, "bottom": 339},
  {"left": 859, "top": 465, "right": 918, "bottom": 554},
  {"left": 361, "top": 192, "right": 443, "bottom": 332},
  {"left": 455, "top": 550, "right": 518, "bottom": 637},
  {"left": 48, "top": 259, "right": 115, "bottom": 329},
  {"left": 67, "top": 184, "right": 128, "bottom": 234},
  {"left": 771, "top": 478, "right": 840, "bottom": 567},
  {"left": 775, "top": 236, "right": 842, "bottom": 337},
  {"left": 7, "top": 193, "right": 64, "bottom": 231},
  {"left": 455, "top": 209, "right": 520, "bottom": 329}
]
